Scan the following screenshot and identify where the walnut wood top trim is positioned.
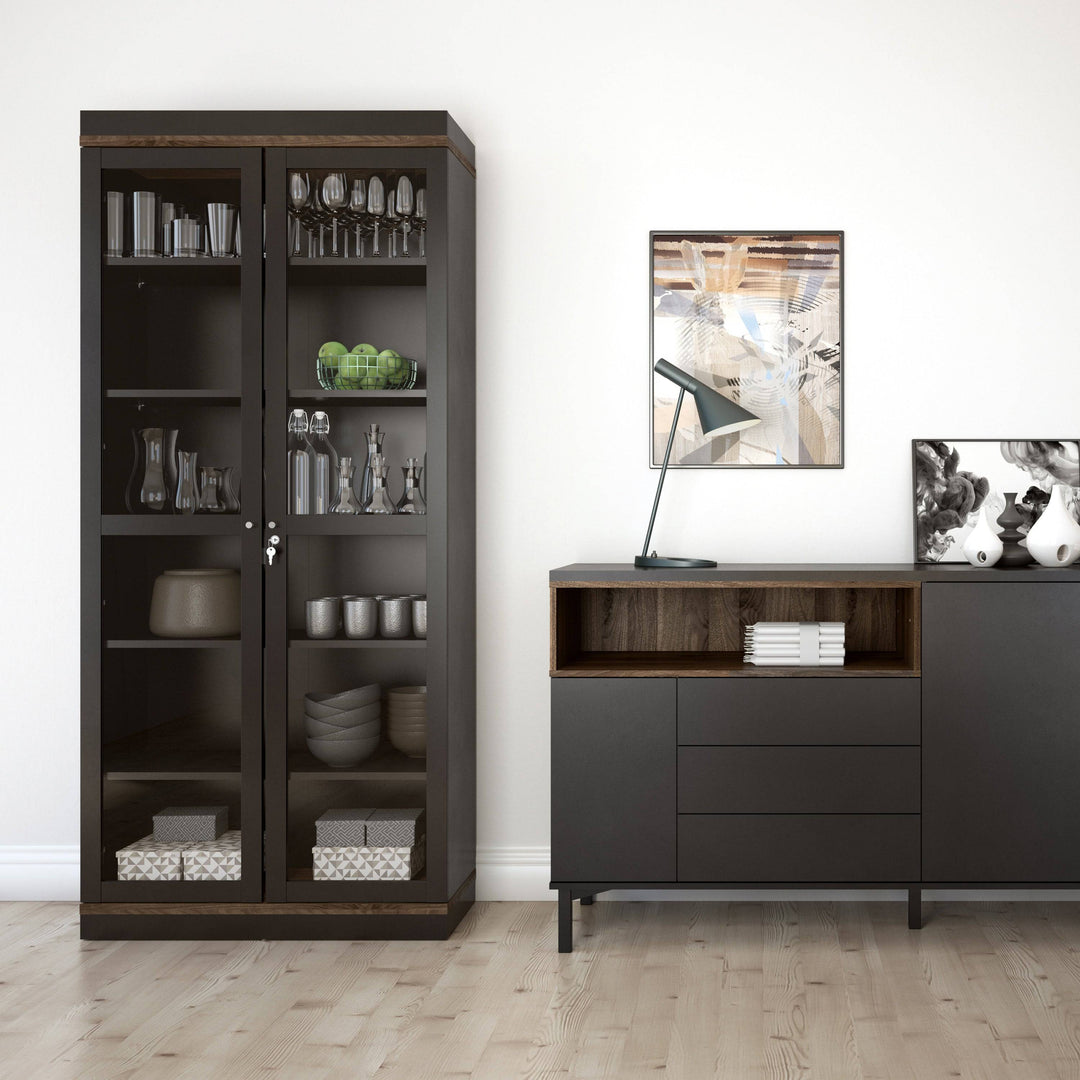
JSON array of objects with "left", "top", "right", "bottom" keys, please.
[
  {"left": 79, "top": 133, "right": 476, "bottom": 176},
  {"left": 81, "top": 901, "right": 448, "bottom": 916},
  {"left": 550, "top": 580, "right": 921, "bottom": 590}
]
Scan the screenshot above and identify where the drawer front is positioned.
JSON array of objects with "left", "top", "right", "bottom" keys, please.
[
  {"left": 678, "top": 678, "right": 920, "bottom": 745},
  {"left": 678, "top": 814, "right": 920, "bottom": 882},
  {"left": 678, "top": 747, "right": 920, "bottom": 813}
]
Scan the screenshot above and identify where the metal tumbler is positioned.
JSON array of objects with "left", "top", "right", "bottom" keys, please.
[
  {"left": 305, "top": 597, "right": 341, "bottom": 639},
  {"left": 378, "top": 597, "right": 412, "bottom": 639},
  {"left": 105, "top": 191, "right": 125, "bottom": 256},
  {"left": 207, "top": 203, "right": 238, "bottom": 257},
  {"left": 132, "top": 191, "right": 161, "bottom": 256},
  {"left": 172, "top": 218, "right": 200, "bottom": 258},
  {"left": 343, "top": 596, "right": 378, "bottom": 639},
  {"left": 411, "top": 599, "right": 427, "bottom": 639}
]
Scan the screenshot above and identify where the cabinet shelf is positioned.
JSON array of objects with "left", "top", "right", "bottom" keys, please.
[
  {"left": 289, "top": 389, "right": 426, "bottom": 406},
  {"left": 285, "top": 515, "right": 426, "bottom": 536},
  {"left": 288, "top": 633, "right": 426, "bottom": 649},
  {"left": 104, "top": 256, "right": 242, "bottom": 269},
  {"left": 106, "top": 638, "right": 241, "bottom": 649},
  {"left": 101, "top": 515, "right": 243, "bottom": 536},
  {"left": 288, "top": 747, "right": 425, "bottom": 782},
  {"left": 105, "top": 389, "right": 241, "bottom": 404},
  {"left": 552, "top": 651, "right": 920, "bottom": 678}
]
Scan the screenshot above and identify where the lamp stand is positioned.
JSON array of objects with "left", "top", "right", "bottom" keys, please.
[{"left": 635, "top": 385, "right": 717, "bottom": 569}]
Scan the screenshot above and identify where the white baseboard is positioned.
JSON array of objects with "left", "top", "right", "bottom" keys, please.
[
  {"left": 0, "top": 845, "right": 80, "bottom": 901},
  {"left": 6, "top": 843, "right": 1080, "bottom": 906}
]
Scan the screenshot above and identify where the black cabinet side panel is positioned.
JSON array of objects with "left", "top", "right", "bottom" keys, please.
[
  {"left": 923, "top": 582, "right": 1080, "bottom": 882},
  {"left": 551, "top": 679, "right": 676, "bottom": 881}
]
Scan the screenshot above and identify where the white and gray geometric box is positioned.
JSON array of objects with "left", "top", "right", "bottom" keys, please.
[
  {"left": 153, "top": 806, "right": 228, "bottom": 844},
  {"left": 117, "top": 835, "right": 189, "bottom": 881},
  {"left": 365, "top": 808, "right": 425, "bottom": 847},
  {"left": 315, "top": 809, "right": 373, "bottom": 847},
  {"left": 182, "top": 829, "right": 242, "bottom": 881},
  {"left": 312, "top": 837, "right": 425, "bottom": 881}
]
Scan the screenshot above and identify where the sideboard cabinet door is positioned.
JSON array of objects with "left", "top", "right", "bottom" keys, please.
[
  {"left": 923, "top": 582, "right": 1080, "bottom": 882},
  {"left": 551, "top": 679, "right": 676, "bottom": 882}
]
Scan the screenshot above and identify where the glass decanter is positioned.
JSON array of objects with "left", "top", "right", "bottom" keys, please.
[
  {"left": 395, "top": 457, "right": 426, "bottom": 515},
  {"left": 360, "top": 422, "right": 385, "bottom": 507},
  {"left": 308, "top": 410, "right": 338, "bottom": 515},
  {"left": 363, "top": 454, "right": 395, "bottom": 514},
  {"left": 174, "top": 450, "right": 199, "bottom": 514},
  {"left": 331, "top": 457, "right": 364, "bottom": 514},
  {"left": 288, "top": 408, "right": 312, "bottom": 515}
]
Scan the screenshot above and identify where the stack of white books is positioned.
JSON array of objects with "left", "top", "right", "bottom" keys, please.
[{"left": 743, "top": 622, "right": 846, "bottom": 667}]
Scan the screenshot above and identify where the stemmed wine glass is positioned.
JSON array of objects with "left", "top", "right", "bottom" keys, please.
[
  {"left": 384, "top": 189, "right": 401, "bottom": 258},
  {"left": 414, "top": 187, "right": 427, "bottom": 258},
  {"left": 298, "top": 176, "right": 326, "bottom": 257},
  {"left": 288, "top": 173, "right": 309, "bottom": 257},
  {"left": 395, "top": 175, "right": 414, "bottom": 256},
  {"left": 344, "top": 177, "right": 367, "bottom": 257},
  {"left": 321, "top": 173, "right": 348, "bottom": 257},
  {"left": 366, "top": 176, "right": 386, "bottom": 257}
]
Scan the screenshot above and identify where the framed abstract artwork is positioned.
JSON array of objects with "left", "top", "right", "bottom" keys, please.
[
  {"left": 651, "top": 231, "right": 843, "bottom": 467},
  {"left": 912, "top": 439, "right": 1080, "bottom": 562}
]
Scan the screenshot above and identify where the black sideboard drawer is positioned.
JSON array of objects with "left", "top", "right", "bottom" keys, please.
[
  {"left": 678, "top": 746, "right": 920, "bottom": 813},
  {"left": 678, "top": 678, "right": 920, "bottom": 745},
  {"left": 678, "top": 814, "right": 920, "bottom": 882}
]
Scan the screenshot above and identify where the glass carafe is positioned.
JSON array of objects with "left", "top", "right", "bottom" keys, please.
[
  {"left": 309, "top": 410, "right": 338, "bottom": 515},
  {"left": 331, "top": 457, "right": 364, "bottom": 514},
  {"left": 364, "top": 454, "right": 395, "bottom": 514},
  {"left": 395, "top": 457, "right": 426, "bottom": 515},
  {"left": 174, "top": 450, "right": 199, "bottom": 514},
  {"left": 360, "top": 423, "right": 385, "bottom": 507},
  {"left": 288, "top": 408, "right": 313, "bottom": 515}
]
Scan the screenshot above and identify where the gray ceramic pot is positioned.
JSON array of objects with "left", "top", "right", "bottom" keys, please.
[{"left": 149, "top": 569, "right": 241, "bottom": 638}]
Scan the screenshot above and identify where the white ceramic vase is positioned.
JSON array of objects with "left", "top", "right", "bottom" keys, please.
[
  {"left": 961, "top": 506, "right": 1004, "bottom": 567},
  {"left": 1025, "top": 484, "right": 1080, "bottom": 567}
]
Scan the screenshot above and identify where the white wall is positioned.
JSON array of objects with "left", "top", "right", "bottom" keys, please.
[{"left": 2, "top": 0, "right": 1079, "bottom": 900}]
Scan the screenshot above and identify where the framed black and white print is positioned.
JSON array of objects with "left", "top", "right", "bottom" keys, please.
[
  {"left": 912, "top": 439, "right": 1080, "bottom": 562},
  {"left": 651, "top": 231, "right": 843, "bottom": 467}
]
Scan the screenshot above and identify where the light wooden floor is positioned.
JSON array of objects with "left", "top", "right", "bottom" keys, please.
[{"left": 5, "top": 901, "right": 1080, "bottom": 1078}]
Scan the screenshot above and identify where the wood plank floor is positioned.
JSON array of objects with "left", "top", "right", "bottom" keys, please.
[{"left": 5, "top": 901, "right": 1080, "bottom": 1078}]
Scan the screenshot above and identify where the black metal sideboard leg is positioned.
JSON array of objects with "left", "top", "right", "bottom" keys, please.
[
  {"left": 908, "top": 886, "right": 922, "bottom": 930},
  {"left": 580, "top": 895, "right": 595, "bottom": 905},
  {"left": 558, "top": 889, "right": 573, "bottom": 952}
]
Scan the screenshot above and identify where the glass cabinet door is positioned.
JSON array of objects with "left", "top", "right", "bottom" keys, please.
[
  {"left": 263, "top": 149, "right": 442, "bottom": 901},
  {"left": 83, "top": 147, "right": 263, "bottom": 901}
]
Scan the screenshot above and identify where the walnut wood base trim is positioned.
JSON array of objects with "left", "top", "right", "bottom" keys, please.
[
  {"left": 79, "top": 133, "right": 476, "bottom": 176},
  {"left": 80, "top": 874, "right": 476, "bottom": 940}
]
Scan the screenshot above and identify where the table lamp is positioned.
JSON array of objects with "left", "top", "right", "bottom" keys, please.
[{"left": 636, "top": 358, "right": 761, "bottom": 568}]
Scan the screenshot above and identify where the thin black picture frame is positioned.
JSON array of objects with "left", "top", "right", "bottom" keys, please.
[{"left": 649, "top": 230, "right": 845, "bottom": 469}]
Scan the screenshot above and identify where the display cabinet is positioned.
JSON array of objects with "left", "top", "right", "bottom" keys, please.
[{"left": 81, "top": 112, "right": 475, "bottom": 939}]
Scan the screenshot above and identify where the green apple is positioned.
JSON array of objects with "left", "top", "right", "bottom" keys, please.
[
  {"left": 377, "top": 348, "right": 406, "bottom": 377},
  {"left": 337, "top": 352, "right": 368, "bottom": 380},
  {"left": 351, "top": 343, "right": 378, "bottom": 356}
]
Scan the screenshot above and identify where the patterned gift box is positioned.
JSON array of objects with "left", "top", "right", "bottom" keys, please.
[
  {"left": 153, "top": 805, "right": 228, "bottom": 844},
  {"left": 183, "top": 829, "right": 242, "bottom": 881},
  {"left": 315, "top": 809, "right": 373, "bottom": 847},
  {"left": 312, "top": 837, "right": 425, "bottom": 881},
  {"left": 365, "top": 808, "right": 425, "bottom": 847},
  {"left": 117, "top": 835, "right": 189, "bottom": 881}
]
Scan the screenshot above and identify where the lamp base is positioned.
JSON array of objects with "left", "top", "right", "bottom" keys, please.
[{"left": 634, "top": 554, "right": 718, "bottom": 569}]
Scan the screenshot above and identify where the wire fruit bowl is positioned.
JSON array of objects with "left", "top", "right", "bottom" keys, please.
[{"left": 316, "top": 353, "right": 418, "bottom": 391}]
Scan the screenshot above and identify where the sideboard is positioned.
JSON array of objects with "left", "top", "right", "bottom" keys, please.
[{"left": 549, "top": 563, "right": 1080, "bottom": 951}]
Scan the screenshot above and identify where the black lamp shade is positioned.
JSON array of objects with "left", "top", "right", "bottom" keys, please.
[{"left": 652, "top": 357, "right": 761, "bottom": 438}]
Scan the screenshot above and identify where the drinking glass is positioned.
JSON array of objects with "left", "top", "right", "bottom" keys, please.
[
  {"left": 395, "top": 176, "right": 414, "bottom": 256},
  {"left": 346, "top": 177, "right": 367, "bottom": 257},
  {"left": 321, "top": 173, "right": 347, "bottom": 257},
  {"left": 288, "top": 173, "right": 309, "bottom": 257},
  {"left": 414, "top": 187, "right": 427, "bottom": 258},
  {"left": 384, "top": 189, "right": 400, "bottom": 258},
  {"left": 366, "top": 176, "right": 385, "bottom": 257}
]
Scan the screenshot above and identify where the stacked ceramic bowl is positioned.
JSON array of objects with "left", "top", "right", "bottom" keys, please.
[
  {"left": 387, "top": 686, "right": 427, "bottom": 758},
  {"left": 304, "top": 685, "right": 381, "bottom": 768}
]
